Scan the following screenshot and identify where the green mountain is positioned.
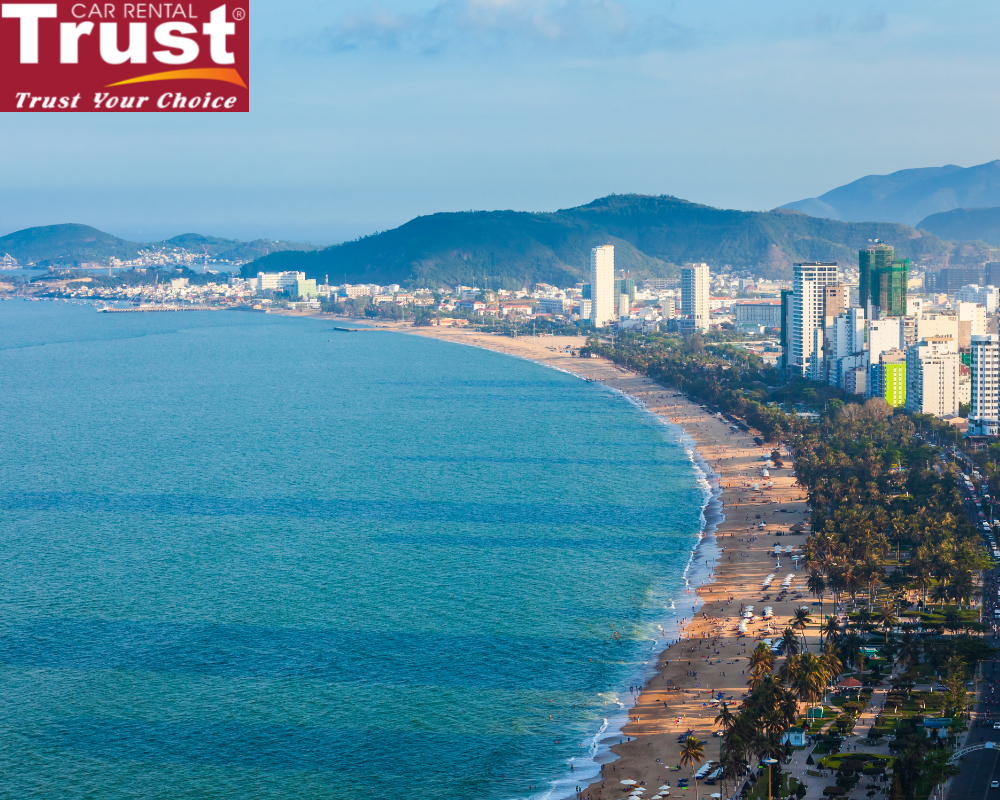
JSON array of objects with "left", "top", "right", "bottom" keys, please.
[
  {"left": 162, "top": 234, "right": 321, "bottom": 262},
  {"left": 781, "top": 160, "right": 1000, "bottom": 225},
  {"left": 244, "top": 194, "right": 953, "bottom": 286},
  {"left": 0, "top": 224, "right": 142, "bottom": 266},
  {"left": 0, "top": 224, "right": 320, "bottom": 267},
  {"left": 917, "top": 207, "right": 1000, "bottom": 247}
]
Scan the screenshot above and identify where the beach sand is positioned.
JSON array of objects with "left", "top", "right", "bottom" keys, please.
[{"left": 385, "top": 326, "right": 814, "bottom": 799}]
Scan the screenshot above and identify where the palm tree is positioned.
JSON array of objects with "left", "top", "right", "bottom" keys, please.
[
  {"left": 877, "top": 604, "right": 898, "bottom": 644},
  {"left": 714, "top": 702, "right": 737, "bottom": 733},
  {"left": 930, "top": 583, "right": 949, "bottom": 610},
  {"left": 748, "top": 643, "right": 775, "bottom": 690},
  {"left": 793, "top": 652, "right": 831, "bottom": 720},
  {"left": 897, "top": 630, "right": 920, "bottom": 671},
  {"left": 719, "top": 738, "right": 746, "bottom": 800},
  {"left": 840, "top": 631, "right": 862, "bottom": 667},
  {"left": 776, "top": 627, "right": 800, "bottom": 657},
  {"left": 792, "top": 607, "right": 813, "bottom": 651},
  {"left": 807, "top": 571, "right": 827, "bottom": 635},
  {"left": 680, "top": 735, "right": 706, "bottom": 800},
  {"left": 822, "top": 617, "right": 842, "bottom": 647},
  {"left": 778, "top": 653, "right": 801, "bottom": 687}
]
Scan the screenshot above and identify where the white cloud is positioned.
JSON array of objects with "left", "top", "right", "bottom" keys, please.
[{"left": 316, "top": 0, "right": 689, "bottom": 54}]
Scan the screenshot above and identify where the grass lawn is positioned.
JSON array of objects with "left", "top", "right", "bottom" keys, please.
[{"left": 818, "top": 753, "right": 895, "bottom": 772}]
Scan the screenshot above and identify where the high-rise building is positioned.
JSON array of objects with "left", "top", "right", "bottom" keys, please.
[
  {"left": 859, "top": 243, "right": 908, "bottom": 318},
  {"left": 986, "top": 263, "right": 1000, "bottom": 289},
  {"left": 970, "top": 334, "right": 1000, "bottom": 436},
  {"left": 916, "top": 313, "right": 959, "bottom": 344},
  {"left": 906, "top": 337, "right": 959, "bottom": 418},
  {"left": 957, "top": 284, "right": 1000, "bottom": 313},
  {"left": 790, "top": 262, "right": 838, "bottom": 376},
  {"left": 958, "top": 302, "right": 988, "bottom": 349},
  {"left": 868, "top": 317, "right": 903, "bottom": 363},
  {"left": 878, "top": 350, "right": 907, "bottom": 408},
  {"left": 927, "top": 267, "right": 985, "bottom": 294},
  {"left": 681, "top": 262, "right": 710, "bottom": 332},
  {"left": 845, "top": 366, "right": 867, "bottom": 396},
  {"left": 823, "top": 283, "right": 849, "bottom": 326},
  {"left": 780, "top": 288, "right": 793, "bottom": 370},
  {"left": 590, "top": 245, "right": 615, "bottom": 327},
  {"left": 825, "top": 308, "right": 865, "bottom": 388},
  {"left": 614, "top": 276, "right": 636, "bottom": 306}
]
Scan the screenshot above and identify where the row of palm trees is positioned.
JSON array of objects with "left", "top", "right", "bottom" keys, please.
[{"left": 692, "top": 642, "right": 844, "bottom": 800}]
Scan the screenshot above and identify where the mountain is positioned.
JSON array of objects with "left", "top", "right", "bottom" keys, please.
[
  {"left": 0, "top": 224, "right": 320, "bottom": 267},
  {"left": 0, "top": 224, "right": 143, "bottom": 266},
  {"left": 781, "top": 161, "right": 1000, "bottom": 225},
  {"left": 160, "top": 233, "right": 321, "bottom": 263},
  {"left": 244, "top": 194, "right": 953, "bottom": 286},
  {"left": 916, "top": 207, "right": 1000, "bottom": 247}
]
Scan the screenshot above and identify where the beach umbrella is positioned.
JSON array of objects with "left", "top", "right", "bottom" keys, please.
[
  {"left": 622, "top": 779, "right": 638, "bottom": 785},
  {"left": 659, "top": 787, "right": 670, "bottom": 792}
]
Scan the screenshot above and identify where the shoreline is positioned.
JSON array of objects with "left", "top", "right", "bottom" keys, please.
[{"left": 380, "top": 326, "right": 812, "bottom": 800}]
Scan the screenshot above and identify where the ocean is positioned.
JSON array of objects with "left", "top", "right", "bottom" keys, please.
[{"left": 0, "top": 301, "right": 710, "bottom": 800}]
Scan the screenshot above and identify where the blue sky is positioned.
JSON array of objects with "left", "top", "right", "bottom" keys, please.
[{"left": 3, "top": 0, "right": 999, "bottom": 243}]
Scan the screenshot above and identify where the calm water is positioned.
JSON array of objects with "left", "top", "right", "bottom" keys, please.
[{"left": 0, "top": 301, "right": 707, "bottom": 800}]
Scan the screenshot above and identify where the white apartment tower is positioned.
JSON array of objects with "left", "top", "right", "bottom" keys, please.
[
  {"left": 790, "top": 262, "right": 838, "bottom": 377},
  {"left": 681, "top": 262, "right": 711, "bottom": 332},
  {"left": 905, "top": 337, "right": 959, "bottom": 418},
  {"left": 590, "top": 245, "right": 615, "bottom": 328},
  {"left": 971, "top": 334, "right": 1000, "bottom": 436}
]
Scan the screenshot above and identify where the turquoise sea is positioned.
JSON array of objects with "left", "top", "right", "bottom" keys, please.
[{"left": 0, "top": 302, "right": 709, "bottom": 800}]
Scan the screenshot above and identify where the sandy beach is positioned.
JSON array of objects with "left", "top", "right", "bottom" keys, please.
[{"left": 376, "top": 325, "right": 814, "bottom": 799}]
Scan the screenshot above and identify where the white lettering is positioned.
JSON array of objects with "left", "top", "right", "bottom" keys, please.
[
  {"left": 2, "top": 4, "right": 58, "bottom": 64},
  {"left": 71, "top": 3, "right": 86, "bottom": 18},
  {"left": 152, "top": 21, "right": 196, "bottom": 63},
  {"left": 60, "top": 21, "right": 94, "bottom": 63},
  {"left": 223, "top": 96, "right": 235, "bottom": 108},
  {"left": 99, "top": 22, "right": 146, "bottom": 63},
  {"left": 71, "top": 93, "right": 81, "bottom": 108},
  {"left": 92, "top": 91, "right": 110, "bottom": 108},
  {"left": 15, "top": 91, "right": 29, "bottom": 108},
  {"left": 104, "top": 96, "right": 119, "bottom": 108},
  {"left": 157, "top": 92, "right": 171, "bottom": 108},
  {"left": 202, "top": 5, "right": 232, "bottom": 64}
]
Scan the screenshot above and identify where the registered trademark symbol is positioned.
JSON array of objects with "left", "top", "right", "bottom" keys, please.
[{"left": 233, "top": 8, "right": 246, "bottom": 20}]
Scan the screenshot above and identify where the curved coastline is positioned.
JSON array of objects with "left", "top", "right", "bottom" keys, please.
[{"left": 387, "top": 326, "right": 728, "bottom": 800}]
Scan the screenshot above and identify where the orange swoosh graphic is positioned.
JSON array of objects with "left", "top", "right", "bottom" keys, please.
[{"left": 106, "top": 68, "right": 247, "bottom": 88}]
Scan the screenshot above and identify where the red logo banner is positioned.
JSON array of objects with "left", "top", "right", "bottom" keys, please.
[{"left": 0, "top": 2, "right": 248, "bottom": 111}]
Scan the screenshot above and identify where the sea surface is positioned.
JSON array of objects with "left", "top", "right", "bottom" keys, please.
[{"left": 0, "top": 301, "right": 709, "bottom": 800}]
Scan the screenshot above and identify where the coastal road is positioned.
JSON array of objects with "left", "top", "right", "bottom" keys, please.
[{"left": 949, "top": 656, "right": 1000, "bottom": 800}]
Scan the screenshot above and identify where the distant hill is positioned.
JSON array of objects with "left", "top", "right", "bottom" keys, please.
[
  {"left": 0, "top": 224, "right": 142, "bottom": 266},
  {"left": 161, "top": 233, "right": 321, "bottom": 263},
  {"left": 781, "top": 160, "right": 1000, "bottom": 225},
  {"left": 916, "top": 207, "right": 1000, "bottom": 247},
  {"left": 0, "top": 224, "right": 319, "bottom": 267},
  {"left": 244, "top": 194, "right": 953, "bottom": 286}
]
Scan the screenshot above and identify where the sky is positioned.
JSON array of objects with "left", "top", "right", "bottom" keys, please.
[{"left": 2, "top": 0, "right": 1000, "bottom": 244}]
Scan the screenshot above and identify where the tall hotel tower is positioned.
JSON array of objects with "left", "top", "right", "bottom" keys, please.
[
  {"left": 681, "top": 262, "right": 710, "bottom": 332},
  {"left": 590, "top": 245, "right": 615, "bottom": 328}
]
